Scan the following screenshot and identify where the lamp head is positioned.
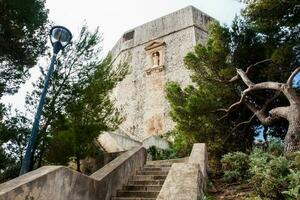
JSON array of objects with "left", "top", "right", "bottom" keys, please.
[{"left": 50, "top": 26, "right": 72, "bottom": 54}]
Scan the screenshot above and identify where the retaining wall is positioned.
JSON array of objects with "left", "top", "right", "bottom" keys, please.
[
  {"left": 156, "top": 143, "right": 208, "bottom": 200},
  {"left": 0, "top": 146, "right": 147, "bottom": 200}
]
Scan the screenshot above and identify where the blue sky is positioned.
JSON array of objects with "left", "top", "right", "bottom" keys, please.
[
  {"left": 292, "top": 72, "right": 300, "bottom": 88},
  {"left": 1, "top": 0, "right": 244, "bottom": 112}
]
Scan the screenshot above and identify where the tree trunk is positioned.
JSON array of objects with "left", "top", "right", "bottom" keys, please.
[{"left": 284, "top": 104, "right": 300, "bottom": 152}]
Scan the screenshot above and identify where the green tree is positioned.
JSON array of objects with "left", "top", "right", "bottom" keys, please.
[
  {"left": 26, "top": 25, "right": 127, "bottom": 171},
  {"left": 0, "top": 0, "right": 49, "bottom": 95},
  {"left": 46, "top": 55, "right": 126, "bottom": 171},
  {"left": 0, "top": 109, "right": 31, "bottom": 181},
  {"left": 0, "top": 1, "right": 48, "bottom": 174},
  {"left": 25, "top": 25, "right": 103, "bottom": 169}
]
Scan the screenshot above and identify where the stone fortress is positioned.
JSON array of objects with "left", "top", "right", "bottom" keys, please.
[{"left": 98, "top": 6, "right": 214, "bottom": 152}]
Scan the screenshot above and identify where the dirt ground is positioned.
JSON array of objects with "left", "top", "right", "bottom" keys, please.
[{"left": 207, "top": 178, "right": 253, "bottom": 200}]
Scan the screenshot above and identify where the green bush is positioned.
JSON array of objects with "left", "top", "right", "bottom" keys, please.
[
  {"left": 221, "top": 148, "right": 300, "bottom": 200},
  {"left": 266, "top": 137, "right": 284, "bottom": 156},
  {"left": 249, "top": 149, "right": 289, "bottom": 200},
  {"left": 147, "top": 146, "right": 177, "bottom": 160},
  {"left": 282, "top": 169, "right": 300, "bottom": 199},
  {"left": 221, "top": 152, "right": 250, "bottom": 182},
  {"left": 286, "top": 151, "right": 300, "bottom": 169},
  {"left": 283, "top": 151, "right": 300, "bottom": 200}
]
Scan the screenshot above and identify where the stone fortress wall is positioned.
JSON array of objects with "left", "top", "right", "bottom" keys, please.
[{"left": 108, "top": 6, "right": 214, "bottom": 142}]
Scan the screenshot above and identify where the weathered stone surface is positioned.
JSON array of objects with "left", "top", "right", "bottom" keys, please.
[
  {"left": 156, "top": 163, "right": 203, "bottom": 200},
  {"left": 0, "top": 146, "right": 147, "bottom": 200},
  {"left": 189, "top": 143, "right": 208, "bottom": 178},
  {"left": 0, "top": 166, "right": 99, "bottom": 200},
  {"left": 98, "top": 133, "right": 168, "bottom": 153},
  {"left": 156, "top": 143, "right": 208, "bottom": 200},
  {"left": 107, "top": 6, "right": 214, "bottom": 143},
  {"left": 142, "top": 135, "right": 169, "bottom": 149},
  {"left": 98, "top": 132, "right": 142, "bottom": 152}
]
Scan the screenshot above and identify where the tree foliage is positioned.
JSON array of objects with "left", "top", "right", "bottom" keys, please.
[
  {"left": 0, "top": 0, "right": 49, "bottom": 95},
  {"left": 25, "top": 25, "right": 127, "bottom": 171},
  {"left": 0, "top": 109, "right": 30, "bottom": 181},
  {"left": 0, "top": 1, "right": 48, "bottom": 176}
]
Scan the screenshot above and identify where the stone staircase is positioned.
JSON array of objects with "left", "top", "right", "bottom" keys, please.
[
  {"left": 0, "top": 144, "right": 206, "bottom": 200},
  {"left": 111, "top": 158, "right": 186, "bottom": 200}
]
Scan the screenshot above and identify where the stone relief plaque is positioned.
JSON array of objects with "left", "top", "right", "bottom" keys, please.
[{"left": 144, "top": 41, "right": 166, "bottom": 75}]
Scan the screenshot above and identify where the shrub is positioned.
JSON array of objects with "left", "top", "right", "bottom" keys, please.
[
  {"left": 282, "top": 169, "right": 300, "bottom": 199},
  {"left": 286, "top": 151, "right": 300, "bottom": 170},
  {"left": 283, "top": 151, "right": 300, "bottom": 200},
  {"left": 249, "top": 149, "right": 289, "bottom": 200},
  {"left": 147, "top": 146, "right": 177, "bottom": 160},
  {"left": 266, "top": 137, "right": 284, "bottom": 156},
  {"left": 221, "top": 148, "right": 300, "bottom": 199},
  {"left": 221, "top": 152, "right": 249, "bottom": 182}
]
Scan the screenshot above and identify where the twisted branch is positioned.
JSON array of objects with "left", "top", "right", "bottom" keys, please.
[{"left": 287, "top": 66, "right": 300, "bottom": 87}]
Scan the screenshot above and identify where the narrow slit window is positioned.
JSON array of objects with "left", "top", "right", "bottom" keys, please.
[{"left": 123, "top": 30, "right": 134, "bottom": 42}]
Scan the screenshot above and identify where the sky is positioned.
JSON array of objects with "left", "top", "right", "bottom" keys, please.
[{"left": 1, "top": 0, "right": 245, "bottom": 112}]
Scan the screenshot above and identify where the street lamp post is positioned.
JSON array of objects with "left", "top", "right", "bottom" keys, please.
[{"left": 20, "top": 26, "right": 72, "bottom": 175}]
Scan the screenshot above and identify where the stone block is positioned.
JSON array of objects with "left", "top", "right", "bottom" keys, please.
[
  {"left": 188, "top": 143, "right": 208, "bottom": 178},
  {"left": 156, "top": 163, "right": 203, "bottom": 200}
]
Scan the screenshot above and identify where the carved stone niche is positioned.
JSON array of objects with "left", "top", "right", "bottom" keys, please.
[{"left": 144, "top": 41, "right": 166, "bottom": 75}]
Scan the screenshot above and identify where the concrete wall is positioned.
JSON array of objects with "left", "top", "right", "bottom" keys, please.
[
  {"left": 98, "top": 132, "right": 142, "bottom": 152},
  {"left": 107, "top": 6, "right": 213, "bottom": 142},
  {"left": 156, "top": 143, "right": 207, "bottom": 200},
  {"left": 142, "top": 135, "right": 169, "bottom": 149},
  {"left": 188, "top": 143, "right": 208, "bottom": 178},
  {"left": 0, "top": 146, "right": 147, "bottom": 200},
  {"left": 99, "top": 132, "right": 169, "bottom": 153}
]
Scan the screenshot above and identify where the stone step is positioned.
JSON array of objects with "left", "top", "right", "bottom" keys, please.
[
  {"left": 131, "top": 175, "right": 167, "bottom": 181},
  {"left": 143, "top": 164, "right": 172, "bottom": 168},
  {"left": 137, "top": 170, "right": 169, "bottom": 176},
  {"left": 128, "top": 180, "right": 165, "bottom": 186},
  {"left": 146, "top": 157, "right": 188, "bottom": 165},
  {"left": 116, "top": 191, "right": 159, "bottom": 198},
  {"left": 142, "top": 167, "right": 170, "bottom": 171},
  {"left": 111, "top": 197, "right": 156, "bottom": 200},
  {"left": 123, "top": 185, "right": 162, "bottom": 191}
]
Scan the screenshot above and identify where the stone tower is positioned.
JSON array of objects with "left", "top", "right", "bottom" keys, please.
[{"left": 99, "top": 6, "right": 214, "bottom": 151}]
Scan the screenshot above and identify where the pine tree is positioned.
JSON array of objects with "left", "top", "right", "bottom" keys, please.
[{"left": 26, "top": 25, "right": 127, "bottom": 171}]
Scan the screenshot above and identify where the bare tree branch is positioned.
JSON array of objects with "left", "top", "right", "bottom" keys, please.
[
  {"left": 232, "top": 114, "right": 256, "bottom": 131},
  {"left": 268, "top": 106, "right": 289, "bottom": 120},
  {"left": 245, "top": 102, "right": 273, "bottom": 125},
  {"left": 236, "top": 68, "right": 254, "bottom": 87},
  {"left": 217, "top": 88, "right": 252, "bottom": 120},
  {"left": 225, "top": 59, "right": 272, "bottom": 83},
  {"left": 236, "top": 68, "right": 284, "bottom": 92},
  {"left": 216, "top": 60, "right": 299, "bottom": 152},
  {"left": 232, "top": 91, "right": 281, "bottom": 130},
  {"left": 287, "top": 66, "right": 300, "bottom": 87}
]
